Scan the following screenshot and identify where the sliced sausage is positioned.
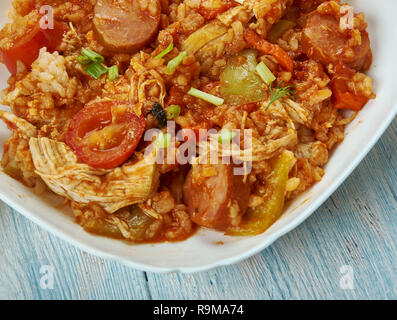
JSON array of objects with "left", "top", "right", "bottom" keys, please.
[
  {"left": 302, "top": 11, "right": 371, "bottom": 71},
  {"left": 183, "top": 164, "right": 251, "bottom": 231},
  {"left": 93, "top": 0, "right": 161, "bottom": 53}
]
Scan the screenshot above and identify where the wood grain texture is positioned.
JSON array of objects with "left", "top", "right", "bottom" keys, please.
[
  {"left": 0, "top": 203, "right": 151, "bottom": 300},
  {"left": 0, "top": 119, "right": 396, "bottom": 300}
]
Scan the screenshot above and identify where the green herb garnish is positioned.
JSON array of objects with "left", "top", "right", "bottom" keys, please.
[
  {"left": 78, "top": 49, "right": 110, "bottom": 80},
  {"left": 166, "top": 105, "right": 181, "bottom": 120},
  {"left": 187, "top": 87, "right": 224, "bottom": 106},
  {"left": 155, "top": 43, "right": 174, "bottom": 59},
  {"left": 77, "top": 55, "right": 91, "bottom": 65},
  {"left": 167, "top": 51, "right": 187, "bottom": 74},
  {"left": 108, "top": 65, "right": 119, "bottom": 81},
  {"left": 85, "top": 62, "right": 108, "bottom": 80},
  {"left": 148, "top": 102, "right": 167, "bottom": 128},
  {"left": 81, "top": 48, "right": 105, "bottom": 63},
  {"left": 266, "top": 81, "right": 296, "bottom": 110}
]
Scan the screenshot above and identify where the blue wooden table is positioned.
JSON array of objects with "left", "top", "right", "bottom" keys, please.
[{"left": 0, "top": 119, "right": 395, "bottom": 300}]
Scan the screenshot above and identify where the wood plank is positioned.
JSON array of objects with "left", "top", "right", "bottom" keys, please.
[
  {"left": 145, "top": 119, "right": 397, "bottom": 300},
  {"left": 0, "top": 203, "right": 150, "bottom": 300}
]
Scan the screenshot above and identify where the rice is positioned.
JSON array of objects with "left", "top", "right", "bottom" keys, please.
[{"left": 31, "top": 48, "right": 77, "bottom": 98}]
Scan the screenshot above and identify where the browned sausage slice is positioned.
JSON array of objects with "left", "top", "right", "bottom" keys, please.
[
  {"left": 302, "top": 11, "right": 371, "bottom": 71},
  {"left": 93, "top": 0, "right": 161, "bottom": 53},
  {"left": 183, "top": 164, "right": 251, "bottom": 231}
]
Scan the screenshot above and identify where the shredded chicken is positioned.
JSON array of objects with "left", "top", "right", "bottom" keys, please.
[
  {"left": 0, "top": 110, "right": 38, "bottom": 138},
  {"left": 29, "top": 137, "right": 160, "bottom": 213},
  {"left": 129, "top": 53, "right": 167, "bottom": 116}
]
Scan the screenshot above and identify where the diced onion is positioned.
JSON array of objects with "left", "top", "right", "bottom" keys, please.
[{"left": 187, "top": 88, "right": 224, "bottom": 106}]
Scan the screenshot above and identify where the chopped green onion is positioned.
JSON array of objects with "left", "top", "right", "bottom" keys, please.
[
  {"left": 166, "top": 105, "right": 181, "bottom": 120},
  {"left": 167, "top": 51, "right": 187, "bottom": 74},
  {"left": 157, "top": 132, "right": 171, "bottom": 149},
  {"left": 85, "top": 62, "right": 108, "bottom": 80},
  {"left": 187, "top": 88, "right": 224, "bottom": 106},
  {"left": 77, "top": 55, "right": 91, "bottom": 65},
  {"left": 256, "top": 62, "right": 276, "bottom": 85},
  {"left": 155, "top": 43, "right": 174, "bottom": 59},
  {"left": 218, "top": 130, "right": 236, "bottom": 143},
  {"left": 81, "top": 48, "right": 104, "bottom": 63},
  {"left": 108, "top": 65, "right": 119, "bottom": 81}
]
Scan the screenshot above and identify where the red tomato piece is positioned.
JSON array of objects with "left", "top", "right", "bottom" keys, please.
[
  {"left": 0, "top": 17, "right": 66, "bottom": 75},
  {"left": 66, "top": 101, "right": 146, "bottom": 169},
  {"left": 331, "top": 62, "right": 368, "bottom": 111},
  {"left": 331, "top": 79, "right": 368, "bottom": 111}
]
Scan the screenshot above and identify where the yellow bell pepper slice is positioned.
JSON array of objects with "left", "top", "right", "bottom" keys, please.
[{"left": 227, "top": 150, "right": 295, "bottom": 236}]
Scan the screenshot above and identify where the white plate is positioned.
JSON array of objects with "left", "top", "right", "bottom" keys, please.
[{"left": 0, "top": 0, "right": 396, "bottom": 273}]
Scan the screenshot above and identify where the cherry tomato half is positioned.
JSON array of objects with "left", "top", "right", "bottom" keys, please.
[
  {"left": 66, "top": 101, "right": 146, "bottom": 169},
  {"left": 0, "top": 16, "right": 66, "bottom": 75}
]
